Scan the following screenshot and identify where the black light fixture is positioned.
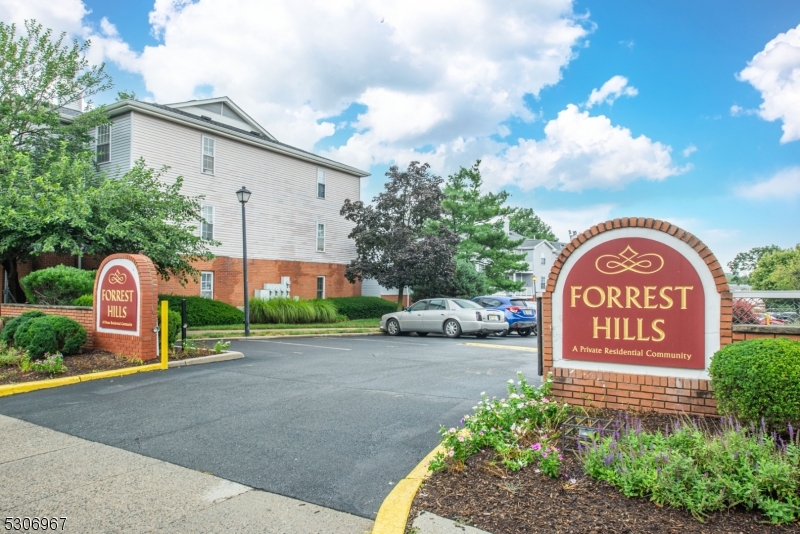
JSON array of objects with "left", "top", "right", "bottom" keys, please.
[{"left": 236, "top": 186, "right": 251, "bottom": 337}]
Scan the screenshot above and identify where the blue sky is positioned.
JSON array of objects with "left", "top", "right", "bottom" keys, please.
[{"left": 2, "top": 0, "right": 798, "bottom": 268}]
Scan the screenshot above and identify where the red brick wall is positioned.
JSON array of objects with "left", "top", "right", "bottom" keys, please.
[
  {"left": 157, "top": 257, "right": 361, "bottom": 306},
  {"left": 93, "top": 254, "right": 159, "bottom": 362},
  {"left": 732, "top": 326, "right": 800, "bottom": 343},
  {"left": 541, "top": 217, "right": 732, "bottom": 415},
  {"left": 0, "top": 303, "right": 95, "bottom": 349}
]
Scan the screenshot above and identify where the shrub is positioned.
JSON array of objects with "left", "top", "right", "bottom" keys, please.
[
  {"left": 73, "top": 294, "right": 93, "bottom": 307},
  {"left": 327, "top": 296, "right": 398, "bottom": 320},
  {"left": 157, "top": 307, "right": 182, "bottom": 346},
  {"left": 14, "top": 315, "right": 87, "bottom": 359},
  {"left": 709, "top": 338, "right": 800, "bottom": 427},
  {"left": 158, "top": 295, "right": 243, "bottom": 327},
  {"left": 20, "top": 266, "right": 96, "bottom": 305},
  {"left": 0, "top": 311, "right": 46, "bottom": 346},
  {"left": 413, "top": 259, "right": 489, "bottom": 300}
]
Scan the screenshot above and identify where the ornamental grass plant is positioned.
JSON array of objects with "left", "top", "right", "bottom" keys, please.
[
  {"left": 429, "top": 373, "right": 571, "bottom": 476},
  {"left": 580, "top": 414, "right": 800, "bottom": 524},
  {"left": 248, "top": 297, "right": 343, "bottom": 324}
]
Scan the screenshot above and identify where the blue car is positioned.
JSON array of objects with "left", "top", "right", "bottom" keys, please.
[{"left": 471, "top": 296, "right": 537, "bottom": 337}]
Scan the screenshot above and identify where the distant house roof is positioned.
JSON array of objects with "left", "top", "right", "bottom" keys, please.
[{"left": 510, "top": 231, "right": 567, "bottom": 252}]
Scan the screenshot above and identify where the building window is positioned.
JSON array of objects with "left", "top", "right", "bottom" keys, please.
[
  {"left": 200, "top": 204, "right": 214, "bottom": 240},
  {"left": 202, "top": 136, "right": 215, "bottom": 174},
  {"left": 540, "top": 278, "right": 546, "bottom": 290},
  {"left": 541, "top": 257, "right": 546, "bottom": 265},
  {"left": 96, "top": 124, "right": 110, "bottom": 163},
  {"left": 317, "top": 168, "right": 326, "bottom": 199},
  {"left": 316, "top": 223, "right": 325, "bottom": 252},
  {"left": 200, "top": 272, "right": 214, "bottom": 299},
  {"left": 317, "top": 276, "right": 325, "bottom": 299}
]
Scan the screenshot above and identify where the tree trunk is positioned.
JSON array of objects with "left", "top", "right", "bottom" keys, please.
[
  {"left": 1, "top": 258, "right": 26, "bottom": 303},
  {"left": 397, "top": 284, "right": 406, "bottom": 311}
]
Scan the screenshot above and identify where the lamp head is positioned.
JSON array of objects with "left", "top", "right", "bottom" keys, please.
[{"left": 236, "top": 186, "right": 251, "bottom": 204}]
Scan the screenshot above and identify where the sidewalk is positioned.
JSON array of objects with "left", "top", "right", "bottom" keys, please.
[{"left": 0, "top": 415, "right": 372, "bottom": 533}]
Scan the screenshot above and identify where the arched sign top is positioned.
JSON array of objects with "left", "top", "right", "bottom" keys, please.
[{"left": 96, "top": 258, "right": 141, "bottom": 336}]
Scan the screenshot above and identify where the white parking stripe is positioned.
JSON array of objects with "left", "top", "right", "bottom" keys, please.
[
  {"left": 251, "top": 340, "right": 351, "bottom": 351},
  {"left": 461, "top": 342, "right": 538, "bottom": 352},
  {"left": 344, "top": 337, "right": 430, "bottom": 346}
]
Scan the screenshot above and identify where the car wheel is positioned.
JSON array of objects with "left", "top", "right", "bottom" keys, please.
[
  {"left": 443, "top": 319, "right": 462, "bottom": 338},
  {"left": 475, "top": 333, "right": 489, "bottom": 339},
  {"left": 532, "top": 325, "right": 538, "bottom": 336},
  {"left": 417, "top": 332, "right": 429, "bottom": 337},
  {"left": 494, "top": 330, "right": 508, "bottom": 337},
  {"left": 518, "top": 327, "right": 532, "bottom": 337},
  {"left": 386, "top": 319, "right": 401, "bottom": 336}
]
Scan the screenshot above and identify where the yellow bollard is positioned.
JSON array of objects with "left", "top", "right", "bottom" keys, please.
[
  {"left": 160, "top": 300, "right": 168, "bottom": 369},
  {"left": 765, "top": 312, "right": 771, "bottom": 326}
]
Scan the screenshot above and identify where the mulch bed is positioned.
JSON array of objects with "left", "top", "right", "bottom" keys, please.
[
  {"left": 408, "top": 410, "right": 800, "bottom": 534},
  {"left": 0, "top": 347, "right": 215, "bottom": 386}
]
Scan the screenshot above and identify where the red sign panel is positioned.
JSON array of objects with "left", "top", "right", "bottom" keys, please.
[
  {"left": 562, "top": 237, "right": 704, "bottom": 369},
  {"left": 98, "top": 265, "right": 139, "bottom": 333}
]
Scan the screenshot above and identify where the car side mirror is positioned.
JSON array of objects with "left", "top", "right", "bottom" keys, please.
[{"left": 405, "top": 306, "right": 411, "bottom": 312}]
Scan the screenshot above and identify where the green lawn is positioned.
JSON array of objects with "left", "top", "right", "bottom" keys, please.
[{"left": 187, "top": 318, "right": 381, "bottom": 331}]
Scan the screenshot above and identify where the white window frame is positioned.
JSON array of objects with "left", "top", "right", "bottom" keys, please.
[
  {"left": 200, "top": 204, "right": 215, "bottom": 240},
  {"left": 316, "top": 276, "right": 325, "bottom": 299},
  {"left": 317, "top": 168, "right": 326, "bottom": 199},
  {"left": 541, "top": 257, "right": 546, "bottom": 265},
  {"left": 202, "top": 136, "right": 215, "bottom": 174},
  {"left": 200, "top": 271, "right": 214, "bottom": 299},
  {"left": 316, "top": 222, "right": 325, "bottom": 252},
  {"left": 96, "top": 124, "right": 111, "bottom": 163},
  {"left": 540, "top": 277, "right": 546, "bottom": 290}
]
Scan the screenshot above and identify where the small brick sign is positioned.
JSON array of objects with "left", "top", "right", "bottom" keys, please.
[
  {"left": 562, "top": 237, "right": 704, "bottom": 369},
  {"left": 96, "top": 259, "right": 140, "bottom": 335}
]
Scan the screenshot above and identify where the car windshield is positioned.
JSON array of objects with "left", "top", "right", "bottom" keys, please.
[
  {"left": 451, "top": 299, "right": 483, "bottom": 309},
  {"left": 510, "top": 299, "right": 529, "bottom": 307}
]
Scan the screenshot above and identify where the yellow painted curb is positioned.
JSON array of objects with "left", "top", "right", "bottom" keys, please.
[
  {"left": 462, "top": 342, "right": 538, "bottom": 352},
  {"left": 371, "top": 442, "right": 447, "bottom": 534},
  {"left": 0, "top": 363, "right": 163, "bottom": 398}
]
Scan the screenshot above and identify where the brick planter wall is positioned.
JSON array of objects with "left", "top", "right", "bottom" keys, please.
[
  {"left": 541, "top": 217, "right": 732, "bottom": 416},
  {"left": 0, "top": 303, "right": 95, "bottom": 349}
]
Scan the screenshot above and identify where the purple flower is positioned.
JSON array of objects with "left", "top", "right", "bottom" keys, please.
[
  {"left": 789, "top": 423, "right": 795, "bottom": 441},
  {"left": 541, "top": 452, "right": 548, "bottom": 458},
  {"left": 531, "top": 443, "right": 541, "bottom": 450}
]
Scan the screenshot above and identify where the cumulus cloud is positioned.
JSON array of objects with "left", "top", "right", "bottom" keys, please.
[
  {"left": 737, "top": 24, "right": 800, "bottom": 143},
  {"left": 585, "top": 75, "right": 638, "bottom": 108},
  {"left": 535, "top": 203, "right": 616, "bottom": 241},
  {"left": 736, "top": 167, "right": 800, "bottom": 200},
  {"left": 480, "top": 104, "right": 685, "bottom": 192},
  {"left": 682, "top": 144, "right": 697, "bottom": 157},
  {"left": 0, "top": 0, "right": 87, "bottom": 35},
  {"left": 730, "top": 104, "right": 757, "bottom": 117}
]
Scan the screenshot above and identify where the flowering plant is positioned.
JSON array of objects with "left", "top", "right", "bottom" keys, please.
[
  {"left": 428, "top": 372, "right": 570, "bottom": 477},
  {"left": 28, "top": 352, "right": 67, "bottom": 375}
]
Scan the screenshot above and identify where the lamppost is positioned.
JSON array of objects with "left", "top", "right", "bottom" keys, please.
[
  {"left": 532, "top": 276, "right": 538, "bottom": 300},
  {"left": 236, "top": 186, "right": 252, "bottom": 337}
]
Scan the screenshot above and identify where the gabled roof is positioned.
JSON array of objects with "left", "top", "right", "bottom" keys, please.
[{"left": 164, "top": 96, "right": 276, "bottom": 140}]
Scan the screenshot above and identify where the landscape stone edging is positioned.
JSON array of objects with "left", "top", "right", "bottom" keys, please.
[
  {"left": 168, "top": 351, "right": 244, "bottom": 368},
  {"left": 732, "top": 325, "right": 800, "bottom": 335}
]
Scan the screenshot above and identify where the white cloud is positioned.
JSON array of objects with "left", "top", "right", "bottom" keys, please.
[
  {"left": 737, "top": 24, "right": 800, "bottom": 143},
  {"left": 0, "top": 0, "right": 86, "bottom": 36},
  {"left": 736, "top": 167, "right": 800, "bottom": 200},
  {"left": 480, "top": 104, "right": 686, "bottom": 192},
  {"left": 585, "top": 75, "right": 638, "bottom": 109},
  {"left": 729, "top": 104, "right": 757, "bottom": 117},
  {"left": 535, "top": 203, "right": 616, "bottom": 242},
  {"left": 682, "top": 144, "right": 697, "bottom": 157}
]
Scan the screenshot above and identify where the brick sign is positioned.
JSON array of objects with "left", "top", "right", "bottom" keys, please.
[
  {"left": 562, "top": 237, "right": 705, "bottom": 369},
  {"left": 96, "top": 259, "right": 140, "bottom": 335}
]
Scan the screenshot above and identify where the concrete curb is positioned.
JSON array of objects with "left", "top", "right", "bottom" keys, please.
[
  {"left": 189, "top": 332, "right": 385, "bottom": 341},
  {"left": 168, "top": 351, "right": 244, "bottom": 368},
  {"left": 371, "top": 442, "right": 446, "bottom": 534},
  {"left": 0, "top": 363, "right": 163, "bottom": 398}
]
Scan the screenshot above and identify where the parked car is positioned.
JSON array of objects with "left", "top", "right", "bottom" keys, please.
[
  {"left": 380, "top": 298, "right": 508, "bottom": 338},
  {"left": 471, "top": 296, "right": 537, "bottom": 336}
]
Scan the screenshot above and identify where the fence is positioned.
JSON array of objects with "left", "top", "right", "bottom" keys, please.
[{"left": 731, "top": 290, "right": 800, "bottom": 326}]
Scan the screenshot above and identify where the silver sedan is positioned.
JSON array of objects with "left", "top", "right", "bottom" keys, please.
[{"left": 380, "top": 298, "right": 508, "bottom": 338}]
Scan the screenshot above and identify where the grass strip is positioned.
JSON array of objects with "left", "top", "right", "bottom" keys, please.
[{"left": 187, "top": 318, "right": 380, "bottom": 331}]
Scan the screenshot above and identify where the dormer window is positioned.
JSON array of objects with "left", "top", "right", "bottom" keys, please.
[{"left": 96, "top": 124, "right": 110, "bottom": 163}]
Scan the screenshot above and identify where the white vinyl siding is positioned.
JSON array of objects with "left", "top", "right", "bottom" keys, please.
[
  {"left": 200, "top": 204, "right": 215, "bottom": 240},
  {"left": 202, "top": 136, "right": 215, "bottom": 174},
  {"left": 316, "top": 223, "right": 325, "bottom": 252},
  {"left": 131, "top": 113, "right": 360, "bottom": 264},
  {"left": 541, "top": 257, "right": 546, "bottom": 265},
  {"left": 96, "top": 124, "right": 110, "bottom": 163},
  {"left": 201, "top": 272, "right": 214, "bottom": 299},
  {"left": 317, "top": 168, "right": 326, "bottom": 199},
  {"left": 97, "top": 112, "right": 132, "bottom": 176},
  {"left": 316, "top": 276, "right": 325, "bottom": 299}
]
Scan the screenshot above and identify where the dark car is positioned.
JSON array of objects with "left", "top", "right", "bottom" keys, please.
[{"left": 471, "top": 296, "right": 537, "bottom": 336}]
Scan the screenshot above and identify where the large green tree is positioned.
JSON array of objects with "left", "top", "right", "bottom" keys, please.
[
  {"left": 749, "top": 245, "right": 800, "bottom": 290},
  {"left": 341, "top": 161, "right": 460, "bottom": 310},
  {"left": 442, "top": 161, "right": 526, "bottom": 292},
  {"left": 509, "top": 207, "right": 558, "bottom": 241},
  {"left": 727, "top": 245, "right": 783, "bottom": 285},
  {"left": 0, "top": 20, "right": 112, "bottom": 169}
]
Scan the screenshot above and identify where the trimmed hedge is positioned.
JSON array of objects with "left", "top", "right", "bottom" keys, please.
[
  {"left": 709, "top": 338, "right": 800, "bottom": 427},
  {"left": 0, "top": 311, "right": 46, "bottom": 346},
  {"left": 249, "top": 297, "right": 340, "bottom": 324},
  {"left": 20, "top": 266, "right": 96, "bottom": 305},
  {"left": 158, "top": 295, "right": 244, "bottom": 327},
  {"left": 73, "top": 294, "right": 93, "bottom": 307},
  {"left": 157, "top": 308, "right": 182, "bottom": 345},
  {"left": 327, "top": 296, "right": 398, "bottom": 320},
  {"left": 14, "top": 315, "right": 87, "bottom": 359}
]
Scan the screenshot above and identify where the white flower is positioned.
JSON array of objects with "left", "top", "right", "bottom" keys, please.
[
  {"left": 508, "top": 379, "right": 515, "bottom": 384},
  {"left": 569, "top": 478, "right": 577, "bottom": 484},
  {"left": 481, "top": 391, "right": 486, "bottom": 396},
  {"left": 472, "top": 406, "right": 478, "bottom": 410},
  {"left": 534, "top": 468, "right": 541, "bottom": 473}
]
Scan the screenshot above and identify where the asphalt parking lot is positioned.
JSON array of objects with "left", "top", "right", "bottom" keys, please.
[{"left": 0, "top": 333, "right": 540, "bottom": 519}]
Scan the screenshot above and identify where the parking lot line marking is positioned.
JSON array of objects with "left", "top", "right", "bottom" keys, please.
[
  {"left": 461, "top": 342, "right": 538, "bottom": 352},
  {"left": 344, "top": 337, "right": 429, "bottom": 346},
  {"left": 251, "top": 340, "right": 351, "bottom": 351}
]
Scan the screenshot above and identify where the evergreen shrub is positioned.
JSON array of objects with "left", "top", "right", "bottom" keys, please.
[
  {"left": 327, "top": 296, "right": 398, "bottom": 319},
  {"left": 14, "top": 315, "right": 87, "bottom": 359},
  {"left": 0, "top": 311, "right": 46, "bottom": 346},
  {"left": 20, "top": 266, "right": 95, "bottom": 305},
  {"left": 73, "top": 294, "right": 93, "bottom": 306},
  {"left": 709, "top": 338, "right": 800, "bottom": 427},
  {"left": 157, "top": 295, "right": 243, "bottom": 327}
]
